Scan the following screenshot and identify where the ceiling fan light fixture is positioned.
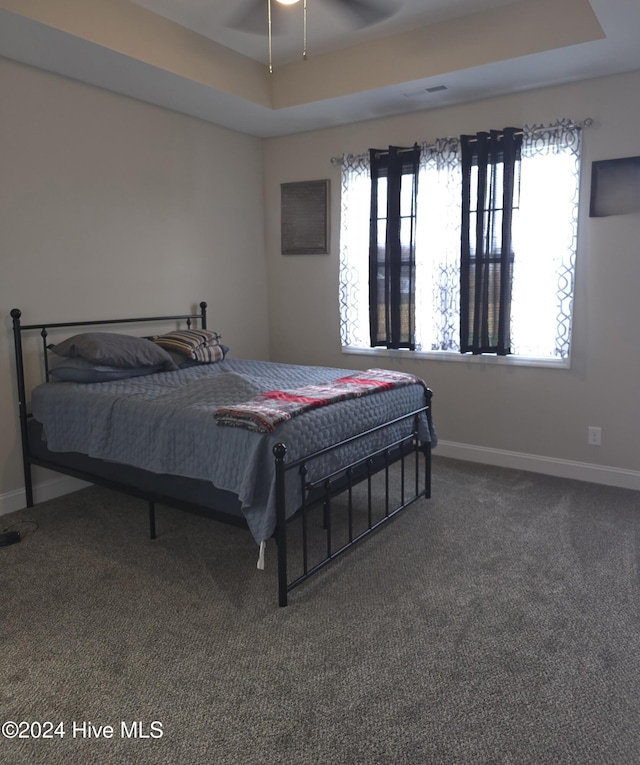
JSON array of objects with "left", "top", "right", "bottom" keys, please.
[{"left": 275, "top": 0, "right": 301, "bottom": 4}]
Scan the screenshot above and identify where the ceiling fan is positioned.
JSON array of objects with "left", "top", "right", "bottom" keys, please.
[{"left": 226, "top": 0, "right": 400, "bottom": 36}]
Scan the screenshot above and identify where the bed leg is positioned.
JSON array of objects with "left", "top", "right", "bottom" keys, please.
[
  {"left": 11, "top": 309, "right": 34, "bottom": 508},
  {"left": 149, "top": 502, "right": 157, "bottom": 540},
  {"left": 274, "top": 443, "right": 288, "bottom": 607},
  {"left": 24, "top": 467, "right": 34, "bottom": 508},
  {"left": 425, "top": 389, "right": 433, "bottom": 499},
  {"left": 425, "top": 443, "right": 432, "bottom": 499}
]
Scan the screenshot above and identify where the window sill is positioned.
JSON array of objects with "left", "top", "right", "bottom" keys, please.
[{"left": 341, "top": 346, "right": 570, "bottom": 369}]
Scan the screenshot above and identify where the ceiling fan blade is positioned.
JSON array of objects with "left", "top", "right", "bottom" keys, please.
[
  {"left": 323, "top": 0, "right": 400, "bottom": 28},
  {"left": 224, "top": 0, "right": 288, "bottom": 35}
]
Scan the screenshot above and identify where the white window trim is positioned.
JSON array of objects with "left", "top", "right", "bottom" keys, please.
[{"left": 341, "top": 345, "right": 571, "bottom": 369}]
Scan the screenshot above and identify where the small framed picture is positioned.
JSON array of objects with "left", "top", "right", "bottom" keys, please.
[
  {"left": 590, "top": 156, "right": 640, "bottom": 217},
  {"left": 281, "top": 179, "right": 330, "bottom": 254}
]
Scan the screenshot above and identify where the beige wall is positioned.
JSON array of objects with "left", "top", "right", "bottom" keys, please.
[
  {"left": 0, "top": 58, "right": 269, "bottom": 506},
  {"left": 264, "top": 70, "right": 640, "bottom": 482},
  {"left": 3, "top": 57, "right": 640, "bottom": 511}
]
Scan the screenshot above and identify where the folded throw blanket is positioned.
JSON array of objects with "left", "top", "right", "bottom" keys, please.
[
  {"left": 153, "top": 329, "right": 224, "bottom": 362},
  {"left": 213, "top": 368, "right": 427, "bottom": 433}
]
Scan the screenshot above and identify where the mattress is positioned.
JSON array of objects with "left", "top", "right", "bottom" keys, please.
[{"left": 30, "top": 359, "right": 434, "bottom": 543}]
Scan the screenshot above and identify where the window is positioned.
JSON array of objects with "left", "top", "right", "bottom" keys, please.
[{"left": 339, "top": 120, "right": 582, "bottom": 362}]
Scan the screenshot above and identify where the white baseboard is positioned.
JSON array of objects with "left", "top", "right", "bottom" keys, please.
[
  {"left": 435, "top": 440, "right": 640, "bottom": 491},
  {"left": 0, "top": 475, "right": 92, "bottom": 518}
]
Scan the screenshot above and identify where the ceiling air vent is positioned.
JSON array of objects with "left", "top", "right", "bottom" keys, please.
[{"left": 403, "top": 85, "right": 449, "bottom": 98}]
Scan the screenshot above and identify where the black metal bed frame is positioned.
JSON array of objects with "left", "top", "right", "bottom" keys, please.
[{"left": 11, "top": 303, "right": 433, "bottom": 606}]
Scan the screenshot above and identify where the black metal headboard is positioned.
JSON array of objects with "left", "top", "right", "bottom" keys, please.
[
  {"left": 11, "top": 301, "right": 207, "bottom": 382},
  {"left": 10, "top": 301, "right": 208, "bottom": 506}
]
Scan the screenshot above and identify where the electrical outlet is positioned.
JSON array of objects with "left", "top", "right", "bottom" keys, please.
[{"left": 588, "top": 426, "right": 602, "bottom": 446}]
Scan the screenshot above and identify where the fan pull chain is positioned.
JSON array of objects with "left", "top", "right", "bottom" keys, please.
[
  {"left": 268, "top": 0, "right": 307, "bottom": 72},
  {"left": 268, "top": 0, "right": 273, "bottom": 73},
  {"left": 303, "top": 0, "right": 307, "bottom": 61}
]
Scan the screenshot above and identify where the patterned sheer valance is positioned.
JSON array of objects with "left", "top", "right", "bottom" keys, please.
[{"left": 339, "top": 118, "right": 583, "bottom": 360}]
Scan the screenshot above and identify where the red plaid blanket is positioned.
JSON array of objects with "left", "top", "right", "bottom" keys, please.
[{"left": 213, "top": 368, "right": 426, "bottom": 433}]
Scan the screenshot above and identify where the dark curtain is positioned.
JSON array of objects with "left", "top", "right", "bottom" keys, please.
[
  {"left": 369, "top": 144, "right": 421, "bottom": 349},
  {"left": 460, "top": 128, "right": 522, "bottom": 355}
]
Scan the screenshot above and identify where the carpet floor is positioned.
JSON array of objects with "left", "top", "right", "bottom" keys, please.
[{"left": 1, "top": 455, "right": 640, "bottom": 764}]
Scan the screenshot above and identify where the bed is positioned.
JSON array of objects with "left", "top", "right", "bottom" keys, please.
[{"left": 11, "top": 302, "right": 435, "bottom": 606}]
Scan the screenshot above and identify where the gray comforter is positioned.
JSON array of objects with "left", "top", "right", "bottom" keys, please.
[{"left": 31, "top": 359, "right": 434, "bottom": 543}]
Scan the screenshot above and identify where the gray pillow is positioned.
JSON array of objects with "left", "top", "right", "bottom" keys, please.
[
  {"left": 49, "top": 332, "right": 178, "bottom": 371},
  {"left": 50, "top": 357, "right": 165, "bottom": 383}
]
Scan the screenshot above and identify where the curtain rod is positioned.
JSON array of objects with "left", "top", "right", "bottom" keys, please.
[{"left": 330, "top": 117, "right": 593, "bottom": 165}]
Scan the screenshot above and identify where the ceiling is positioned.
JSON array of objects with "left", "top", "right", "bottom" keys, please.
[
  {"left": 1, "top": 0, "right": 639, "bottom": 138},
  {"left": 129, "top": 0, "right": 520, "bottom": 66}
]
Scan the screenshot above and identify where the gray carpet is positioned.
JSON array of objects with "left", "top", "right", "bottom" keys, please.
[{"left": 2, "top": 456, "right": 640, "bottom": 764}]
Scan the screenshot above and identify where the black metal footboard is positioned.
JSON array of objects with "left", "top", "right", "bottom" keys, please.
[{"left": 273, "top": 396, "right": 432, "bottom": 606}]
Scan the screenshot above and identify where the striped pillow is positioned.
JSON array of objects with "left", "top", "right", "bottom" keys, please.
[{"left": 153, "top": 329, "right": 224, "bottom": 363}]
